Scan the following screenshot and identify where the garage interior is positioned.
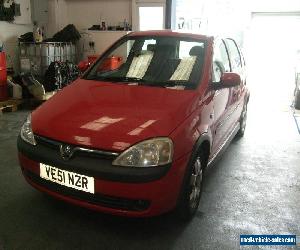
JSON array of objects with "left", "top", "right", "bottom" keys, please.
[{"left": 0, "top": 0, "right": 299, "bottom": 249}]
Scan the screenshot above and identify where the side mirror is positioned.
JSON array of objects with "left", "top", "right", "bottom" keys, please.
[{"left": 220, "top": 72, "right": 241, "bottom": 87}]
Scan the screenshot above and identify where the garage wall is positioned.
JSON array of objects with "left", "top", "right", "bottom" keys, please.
[
  {"left": 66, "top": 0, "right": 131, "bottom": 31},
  {"left": 47, "top": 0, "right": 69, "bottom": 37},
  {"left": 0, "top": 22, "right": 33, "bottom": 68},
  {"left": 47, "top": 0, "right": 131, "bottom": 35},
  {"left": 250, "top": 0, "right": 300, "bottom": 12}
]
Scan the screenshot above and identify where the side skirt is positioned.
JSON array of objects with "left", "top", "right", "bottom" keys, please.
[{"left": 207, "top": 122, "right": 240, "bottom": 168}]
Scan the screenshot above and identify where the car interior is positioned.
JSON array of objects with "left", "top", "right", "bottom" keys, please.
[{"left": 92, "top": 38, "right": 205, "bottom": 89}]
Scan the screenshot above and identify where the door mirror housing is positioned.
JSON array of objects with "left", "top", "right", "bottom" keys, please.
[{"left": 220, "top": 72, "right": 241, "bottom": 87}]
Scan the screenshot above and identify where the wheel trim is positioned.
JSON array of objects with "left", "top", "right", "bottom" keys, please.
[{"left": 189, "top": 158, "right": 203, "bottom": 209}]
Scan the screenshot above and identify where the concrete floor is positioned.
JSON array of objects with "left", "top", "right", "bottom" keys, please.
[{"left": 0, "top": 100, "right": 299, "bottom": 249}]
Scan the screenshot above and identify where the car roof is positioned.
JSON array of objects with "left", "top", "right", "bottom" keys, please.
[{"left": 127, "top": 30, "right": 213, "bottom": 41}]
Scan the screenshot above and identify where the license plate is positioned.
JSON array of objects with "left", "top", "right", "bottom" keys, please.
[{"left": 40, "top": 163, "right": 95, "bottom": 194}]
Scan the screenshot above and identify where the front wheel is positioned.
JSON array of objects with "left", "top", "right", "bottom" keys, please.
[{"left": 176, "top": 154, "right": 205, "bottom": 220}]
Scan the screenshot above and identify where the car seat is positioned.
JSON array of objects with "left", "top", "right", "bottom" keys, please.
[{"left": 170, "top": 46, "right": 204, "bottom": 83}]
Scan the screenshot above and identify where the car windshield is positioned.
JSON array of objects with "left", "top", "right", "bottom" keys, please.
[{"left": 84, "top": 36, "right": 206, "bottom": 90}]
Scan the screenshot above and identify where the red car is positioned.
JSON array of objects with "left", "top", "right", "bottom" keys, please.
[{"left": 18, "top": 31, "right": 249, "bottom": 219}]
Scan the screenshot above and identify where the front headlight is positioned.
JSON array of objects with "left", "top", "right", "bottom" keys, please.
[
  {"left": 20, "top": 114, "right": 37, "bottom": 146},
  {"left": 112, "top": 138, "right": 173, "bottom": 167}
]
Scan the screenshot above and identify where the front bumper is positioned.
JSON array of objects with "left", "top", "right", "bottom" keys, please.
[{"left": 18, "top": 136, "right": 190, "bottom": 217}]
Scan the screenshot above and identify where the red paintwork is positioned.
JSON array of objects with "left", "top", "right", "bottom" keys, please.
[
  {"left": 128, "top": 30, "right": 212, "bottom": 40},
  {"left": 19, "top": 31, "right": 249, "bottom": 217},
  {"left": 19, "top": 152, "right": 190, "bottom": 217},
  {"left": 0, "top": 52, "right": 7, "bottom": 86},
  {"left": 0, "top": 52, "right": 7, "bottom": 101},
  {"left": 32, "top": 80, "right": 199, "bottom": 154}
]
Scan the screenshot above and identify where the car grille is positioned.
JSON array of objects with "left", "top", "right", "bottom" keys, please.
[
  {"left": 18, "top": 135, "right": 170, "bottom": 183},
  {"left": 24, "top": 169, "right": 150, "bottom": 212},
  {"left": 35, "top": 135, "right": 119, "bottom": 160}
]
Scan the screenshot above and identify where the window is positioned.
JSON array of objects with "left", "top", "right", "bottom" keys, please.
[
  {"left": 212, "top": 41, "right": 230, "bottom": 82},
  {"left": 138, "top": 6, "right": 164, "bottom": 31},
  {"left": 142, "top": 39, "right": 156, "bottom": 50},
  {"left": 225, "top": 39, "right": 242, "bottom": 73},
  {"left": 179, "top": 41, "right": 203, "bottom": 59},
  {"left": 110, "top": 39, "right": 135, "bottom": 61},
  {"left": 84, "top": 36, "right": 206, "bottom": 90}
]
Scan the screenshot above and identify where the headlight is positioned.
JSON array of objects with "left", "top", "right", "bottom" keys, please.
[
  {"left": 112, "top": 138, "right": 173, "bottom": 167},
  {"left": 20, "top": 114, "right": 37, "bottom": 146}
]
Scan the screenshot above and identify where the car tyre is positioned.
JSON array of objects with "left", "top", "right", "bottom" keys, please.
[
  {"left": 176, "top": 150, "right": 206, "bottom": 221},
  {"left": 236, "top": 103, "right": 248, "bottom": 137},
  {"left": 295, "top": 90, "right": 300, "bottom": 110}
]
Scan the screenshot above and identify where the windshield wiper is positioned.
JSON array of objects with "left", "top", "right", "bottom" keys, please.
[
  {"left": 85, "top": 76, "right": 195, "bottom": 88},
  {"left": 102, "top": 76, "right": 146, "bottom": 83},
  {"left": 84, "top": 75, "right": 144, "bottom": 82},
  {"left": 84, "top": 75, "right": 100, "bottom": 80}
]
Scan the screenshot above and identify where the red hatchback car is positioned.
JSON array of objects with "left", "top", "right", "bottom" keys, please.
[{"left": 18, "top": 31, "right": 249, "bottom": 219}]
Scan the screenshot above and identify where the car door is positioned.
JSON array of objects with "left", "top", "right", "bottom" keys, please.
[
  {"left": 211, "top": 39, "right": 233, "bottom": 155},
  {"left": 224, "top": 38, "right": 246, "bottom": 129}
]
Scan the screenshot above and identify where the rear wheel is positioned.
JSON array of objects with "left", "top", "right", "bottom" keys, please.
[
  {"left": 295, "top": 90, "right": 300, "bottom": 110},
  {"left": 176, "top": 152, "right": 205, "bottom": 220},
  {"left": 236, "top": 103, "right": 247, "bottom": 137}
]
